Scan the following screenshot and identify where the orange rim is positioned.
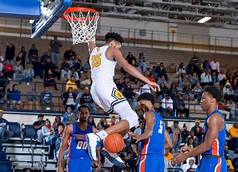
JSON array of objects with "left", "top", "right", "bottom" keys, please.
[{"left": 62, "top": 7, "right": 99, "bottom": 22}]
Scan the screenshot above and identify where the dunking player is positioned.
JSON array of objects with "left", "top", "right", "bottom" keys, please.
[
  {"left": 174, "top": 86, "right": 227, "bottom": 172},
  {"left": 130, "top": 93, "right": 172, "bottom": 172},
  {"left": 86, "top": 32, "right": 159, "bottom": 163},
  {"left": 57, "top": 105, "right": 96, "bottom": 172}
]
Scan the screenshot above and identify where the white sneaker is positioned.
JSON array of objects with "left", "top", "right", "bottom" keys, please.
[
  {"left": 101, "top": 149, "right": 126, "bottom": 169},
  {"left": 86, "top": 133, "right": 101, "bottom": 161}
]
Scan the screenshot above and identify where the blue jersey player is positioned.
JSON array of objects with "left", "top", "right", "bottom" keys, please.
[
  {"left": 175, "top": 86, "right": 227, "bottom": 172},
  {"left": 57, "top": 105, "right": 96, "bottom": 172},
  {"left": 130, "top": 93, "right": 172, "bottom": 172}
]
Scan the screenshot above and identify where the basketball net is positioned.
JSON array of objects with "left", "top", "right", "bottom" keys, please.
[{"left": 63, "top": 7, "right": 100, "bottom": 44}]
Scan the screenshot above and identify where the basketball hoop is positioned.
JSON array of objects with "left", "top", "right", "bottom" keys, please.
[{"left": 62, "top": 7, "right": 99, "bottom": 44}]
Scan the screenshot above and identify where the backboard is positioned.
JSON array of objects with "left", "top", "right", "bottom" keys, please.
[{"left": 31, "top": 0, "right": 72, "bottom": 38}]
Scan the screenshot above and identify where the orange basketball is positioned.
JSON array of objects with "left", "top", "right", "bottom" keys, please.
[{"left": 103, "top": 133, "right": 125, "bottom": 153}]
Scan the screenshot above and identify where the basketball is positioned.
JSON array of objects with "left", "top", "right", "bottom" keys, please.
[{"left": 104, "top": 133, "right": 125, "bottom": 153}]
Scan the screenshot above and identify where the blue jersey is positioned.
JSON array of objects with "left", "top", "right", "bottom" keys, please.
[
  {"left": 202, "top": 109, "right": 226, "bottom": 156},
  {"left": 68, "top": 122, "right": 93, "bottom": 159},
  {"left": 138, "top": 112, "right": 165, "bottom": 172}
]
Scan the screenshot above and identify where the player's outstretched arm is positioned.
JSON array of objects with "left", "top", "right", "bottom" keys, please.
[
  {"left": 164, "top": 130, "right": 172, "bottom": 150},
  {"left": 110, "top": 48, "right": 160, "bottom": 92},
  {"left": 57, "top": 125, "right": 72, "bottom": 172},
  {"left": 130, "top": 111, "right": 155, "bottom": 142},
  {"left": 174, "top": 114, "right": 223, "bottom": 163}
]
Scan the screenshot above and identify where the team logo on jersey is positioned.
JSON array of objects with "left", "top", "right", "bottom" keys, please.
[
  {"left": 111, "top": 88, "right": 124, "bottom": 100},
  {"left": 91, "top": 53, "right": 101, "bottom": 68}
]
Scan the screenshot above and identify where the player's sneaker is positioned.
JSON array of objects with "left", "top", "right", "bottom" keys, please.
[
  {"left": 86, "top": 133, "right": 102, "bottom": 161},
  {"left": 101, "top": 149, "right": 126, "bottom": 169}
]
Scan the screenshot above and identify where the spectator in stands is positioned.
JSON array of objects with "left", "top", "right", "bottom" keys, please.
[
  {"left": 28, "top": 44, "right": 38, "bottom": 64},
  {"left": 41, "top": 119, "right": 55, "bottom": 145},
  {"left": 71, "top": 56, "right": 82, "bottom": 77},
  {"left": 173, "top": 92, "right": 189, "bottom": 118},
  {"left": 123, "top": 82, "right": 137, "bottom": 109},
  {"left": 40, "top": 86, "right": 52, "bottom": 110},
  {"left": 185, "top": 131, "right": 198, "bottom": 148},
  {"left": 137, "top": 52, "right": 147, "bottom": 73},
  {"left": 126, "top": 52, "right": 137, "bottom": 66},
  {"left": 5, "top": 43, "right": 15, "bottom": 63},
  {"left": 177, "top": 73, "right": 186, "bottom": 91},
  {"left": 63, "top": 46, "right": 76, "bottom": 60},
  {"left": 228, "top": 122, "right": 238, "bottom": 152},
  {"left": 80, "top": 73, "right": 91, "bottom": 86},
  {"left": 157, "top": 62, "right": 167, "bottom": 79},
  {"left": 62, "top": 87, "right": 77, "bottom": 109},
  {"left": 44, "top": 69, "right": 58, "bottom": 90},
  {"left": 172, "top": 121, "right": 181, "bottom": 152},
  {"left": 44, "top": 57, "right": 60, "bottom": 80},
  {"left": 13, "top": 60, "right": 24, "bottom": 81},
  {"left": 3, "top": 60, "right": 14, "bottom": 79},
  {"left": 80, "top": 87, "right": 96, "bottom": 113},
  {"left": 88, "top": 116, "right": 96, "bottom": 128},
  {"left": 181, "top": 157, "right": 197, "bottom": 172},
  {"left": 52, "top": 116, "right": 61, "bottom": 132},
  {"left": 218, "top": 70, "right": 226, "bottom": 86},
  {"left": 32, "top": 57, "right": 44, "bottom": 79},
  {"left": 211, "top": 71, "right": 218, "bottom": 84},
  {"left": 210, "top": 58, "right": 220, "bottom": 73},
  {"left": 96, "top": 117, "right": 109, "bottom": 130},
  {"left": 49, "top": 36, "right": 62, "bottom": 67},
  {"left": 0, "top": 55, "right": 4, "bottom": 76},
  {"left": 17, "top": 46, "right": 26, "bottom": 69},
  {"left": 190, "top": 120, "right": 203, "bottom": 144},
  {"left": 62, "top": 106, "right": 77, "bottom": 125},
  {"left": 65, "top": 75, "right": 78, "bottom": 92},
  {"left": 161, "top": 94, "right": 173, "bottom": 116},
  {"left": 33, "top": 114, "right": 45, "bottom": 142},
  {"left": 189, "top": 72, "right": 199, "bottom": 88},
  {"left": 67, "top": 66, "right": 80, "bottom": 86},
  {"left": 170, "top": 82, "right": 178, "bottom": 98},
  {"left": 22, "top": 63, "right": 34, "bottom": 83},
  {"left": 200, "top": 70, "right": 212, "bottom": 86},
  {"left": 55, "top": 123, "right": 65, "bottom": 158},
  {"left": 192, "top": 82, "right": 203, "bottom": 102},
  {"left": 60, "top": 59, "right": 70, "bottom": 80},
  {"left": 0, "top": 109, "right": 13, "bottom": 142},
  {"left": 181, "top": 123, "right": 190, "bottom": 144},
  {"left": 223, "top": 82, "right": 234, "bottom": 103},
  {"left": 176, "top": 62, "right": 186, "bottom": 75},
  {"left": 7, "top": 84, "right": 22, "bottom": 109},
  {"left": 157, "top": 74, "right": 170, "bottom": 88}
]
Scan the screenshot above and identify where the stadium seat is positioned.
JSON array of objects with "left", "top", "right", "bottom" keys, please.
[
  {"left": 0, "top": 160, "right": 12, "bottom": 172},
  {"left": 8, "top": 122, "right": 21, "bottom": 138},
  {"left": 23, "top": 125, "right": 36, "bottom": 139}
]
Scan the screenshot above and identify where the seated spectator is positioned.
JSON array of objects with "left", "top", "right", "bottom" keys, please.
[
  {"left": 177, "top": 73, "right": 186, "bottom": 91},
  {"left": 13, "top": 60, "right": 24, "bottom": 81},
  {"left": 33, "top": 114, "right": 45, "bottom": 142},
  {"left": 40, "top": 86, "right": 52, "bottom": 110},
  {"left": 157, "top": 62, "right": 167, "bottom": 79},
  {"left": 218, "top": 70, "right": 226, "bottom": 86},
  {"left": 16, "top": 47, "right": 26, "bottom": 69},
  {"left": 181, "top": 124, "right": 190, "bottom": 144},
  {"left": 200, "top": 70, "right": 212, "bottom": 86},
  {"left": 32, "top": 58, "right": 44, "bottom": 79},
  {"left": 88, "top": 116, "right": 96, "bottom": 128},
  {"left": 189, "top": 72, "right": 199, "bottom": 88},
  {"left": 190, "top": 120, "right": 204, "bottom": 144},
  {"left": 210, "top": 58, "right": 220, "bottom": 73},
  {"left": 96, "top": 117, "right": 109, "bottom": 130},
  {"left": 192, "top": 82, "right": 203, "bottom": 102},
  {"left": 170, "top": 82, "right": 178, "bottom": 98},
  {"left": 28, "top": 44, "right": 38, "bottom": 64},
  {"left": 223, "top": 82, "right": 234, "bottom": 103},
  {"left": 157, "top": 75, "right": 170, "bottom": 88},
  {"left": 41, "top": 119, "right": 55, "bottom": 145},
  {"left": 126, "top": 52, "right": 137, "bottom": 66},
  {"left": 7, "top": 84, "right": 22, "bottom": 109},
  {"left": 0, "top": 109, "right": 13, "bottom": 142},
  {"left": 67, "top": 66, "right": 80, "bottom": 86},
  {"left": 44, "top": 69, "right": 58, "bottom": 90},
  {"left": 22, "top": 63, "right": 34, "bottom": 83},
  {"left": 176, "top": 62, "right": 186, "bottom": 75},
  {"left": 228, "top": 122, "right": 238, "bottom": 152},
  {"left": 211, "top": 71, "right": 218, "bottom": 84},
  {"left": 80, "top": 73, "right": 91, "bottom": 86},
  {"left": 55, "top": 123, "right": 65, "bottom": 158},
  {"left": 65, "top": 76, "right": 78, "bottom": 92},
  {"left": 137, "top": 52, "right": 147, "bottom": 73},
  {"left": 3, "top": 60, "right": 14, "bottom": 79},
  {"left": 186, "top": 131, "right": 199, "bottom": 148},
  {"left": 60, "top": 60, "right": 70, "bottom": 80},
  {"left": 52, "top": 116, "right": 61, "bottom": 132},
  {"left": 62, "top": 106, "right": 77, "bottom": 125},
  {"left": 63, "top": 46, "right": 76, "bottom": 60},
  {"left": 173, "top": 93, "right": 189, "bottom": 118},
  {"left": 181, "top": 157, "right": 197, "bottom": 172},
  {"left": 123, "top": 82, "right": 137, "bottom": 109},
  {"left": 62, "top": 87, "right": 77, "bottom": 109},
  {"left": 44, "top": 57, "right": 60, "bottom": 80},
  {"left": 80, "top": 87, "right": 96, "bottom": 113},
  {"left": 161, "top": 94, "right": 174, "bottom": 116}
]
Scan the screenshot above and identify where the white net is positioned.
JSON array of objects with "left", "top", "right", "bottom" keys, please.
[{"left": 64, "top": 8, "right": 99, "bottom": 44}]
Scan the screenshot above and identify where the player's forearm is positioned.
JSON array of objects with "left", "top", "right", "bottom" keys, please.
[
  {"left": 139, "top": 129, "right": 152, "bottom": 141},
  {"left": 187, "top": 143, "right": 210, "bottom": 157},
  {"left": 123, "top": 65, "right": 150, "bottom": 84}
]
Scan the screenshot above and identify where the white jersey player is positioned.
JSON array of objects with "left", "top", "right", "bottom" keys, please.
[{"left": 86, "top": 32, "right": 159, "bottom": 166}]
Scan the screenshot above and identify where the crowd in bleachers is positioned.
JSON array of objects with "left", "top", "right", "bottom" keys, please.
[{"left": 0, "top": 38, "right": 238, "bottom": 171}]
